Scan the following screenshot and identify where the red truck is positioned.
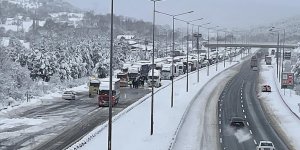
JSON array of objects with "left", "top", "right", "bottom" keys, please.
[{"left": 98, "top": 78, "right": 120, "bottom": 107}]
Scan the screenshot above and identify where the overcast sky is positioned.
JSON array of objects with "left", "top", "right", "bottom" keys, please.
[{"left": 66, "top": 0, "right": 300, "bottom": 29}]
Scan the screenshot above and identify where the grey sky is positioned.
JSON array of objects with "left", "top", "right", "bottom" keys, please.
[{"left": 66, "top": 0, "right": 300, "bottom": 29}]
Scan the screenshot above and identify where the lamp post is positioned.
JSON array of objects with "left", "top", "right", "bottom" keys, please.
[
  {"left": 206, "top": 26, "right": 219, "bottom": 76},
  {"left": 150, "top": 0, "right": 161, "bottom": 136},
  {"left": 108, "top": 0, "right": 114, "bottom": 149},
  {"left": 216, "top": 28, "right": 219, "bottom": 71},
  {"left": 175, "top": 18, "right": 204, "bottom": 92},
  {"left": 269, "top": 28, "right": 280, "bottom": 80},
  {"left": 218, "top": 30, "right": 228, "bottom": 68},
  {"left": 154, "top": 10, "right": 193, "bottom": 107},
  {"left": 271, "top": 27, "right": 286, "bottom": 83},
  {"left": 194, "top": 22, "right": 210, "bottom": 82}
]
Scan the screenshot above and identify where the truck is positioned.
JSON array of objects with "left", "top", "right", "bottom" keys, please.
[
  {"left": 161, "top": 64, "right": 173, "bottom": 80},
  {"left": 136, "top": 61, "right": 151, "bottom": 80},
  {"left": 147, "top": 69, "right": 161, "bottom": 88},
  {"left": 88, "top": 77, "right": 101, "bottom": 97},
  {"left": 176, "top": 62, "right": 184, "bottom": 75},
  {"left": 98, "top": 78, "right": 120, "bottom": 107},
  {"left": 128, "top": 66, "right": 140, "bottom": 82},
  {"left": 265, "top": 56, "right": 272, "bottom": 65},
  {"left": 116, "top": 72, "right": 129, "bottom": 87},
  {"left": 250, "top": 55, "right": 257, "bottom": 68}
]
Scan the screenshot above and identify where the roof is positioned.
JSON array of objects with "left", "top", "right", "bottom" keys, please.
[
  {"left": 100, "top": 78, "right": 120, "bottom": 83},
  {"left": 128, "top": 40, "right": 137, "bottom": 45},
  {"left": 117, "top": 35, "right": 135, "bottom": 40},
  {"left": 148, "top": 69, "right": 160, "bottom": 76},
  {"left": 99, "top": 78, "right": 120, "bottom": 90}
]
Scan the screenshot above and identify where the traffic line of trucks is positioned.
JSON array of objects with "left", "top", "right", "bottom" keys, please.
[{"left": 88, "top": 47, "right": 248, "bottom": 107}]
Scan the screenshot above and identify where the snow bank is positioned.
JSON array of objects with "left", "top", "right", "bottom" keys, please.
[{"left": 259, "top": 56, "right": 300, "bottom": 149}]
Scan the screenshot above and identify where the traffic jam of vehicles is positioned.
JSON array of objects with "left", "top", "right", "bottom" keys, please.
[{"left": 63, "top": 47, "right": 247, "bottom": 107}]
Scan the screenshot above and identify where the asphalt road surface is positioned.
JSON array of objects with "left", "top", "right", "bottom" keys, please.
[
  {"left": 218, "top": 56, "right": 289, "bottom": 150},
  {"left": 0, "top": 86, "right": 151, "bottom": 150}
]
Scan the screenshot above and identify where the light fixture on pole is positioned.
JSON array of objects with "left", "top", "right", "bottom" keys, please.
[
  {"left": 206, "top": 25, "right": 219, "bottom": 76},
  {"left": 155, "top": 10, "right": 193, "bottom": 107},
  {"left": 271, "top": 26, "right": 286, "bottom": 83},
  {"left": 269, "top": 28, "right": 280, "bottom": 81},
  {"left": 195, "top": 22, "right": 210, "bottom": 82},
  {"left": 174, "top": 17, "right": 203, "bottom": 92}
]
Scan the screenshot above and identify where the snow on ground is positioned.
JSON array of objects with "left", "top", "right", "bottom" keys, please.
[
  {"left": 69, "top": 50, "right": 256, "bottom": 150},
  {"left": 0, "top": 37, "right": 10, "bottom": 47},
  {"left": 0, "top": 20, "right": 45, "bottom": 32},
  {"left": 0, "top": 84, "right": 88, "bottom": 113},
  {"left": 172, "top": 64, "right": 237, "bottom": 150},
  {"left": 258, "top": 55, "right": 300, "bottom": 149},
  {"left": 20, "top": 40, "right": 30, "bottom": 49}
]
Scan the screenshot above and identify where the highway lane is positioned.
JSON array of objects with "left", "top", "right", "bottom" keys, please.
[
  {"left": 218, "top": 56, "right": 289, "bottom": 150},
  {"left": 0, "top": 87, "right": 151, "bottom": 150}
]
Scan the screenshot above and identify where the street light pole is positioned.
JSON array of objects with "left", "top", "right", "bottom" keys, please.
[
  {"left": 206, "top": 25, "right": 219, "bottom": 76},
  {"left": 192, "top": 22, "right": 210, "bottom": 83},
  {"left": 172, "top": 16, "right": 174, "bottom": 107},
  {"left": 155, "top": 10, "right": 193, "bottom": 107},
  {"left": 174, "top": 18, "right": 203, "bottom": 92},
  {"left": 277, "top": 32, "right": 279, "bottom": 80},
  {"left": 108, "top": 0, "right": 114, "bottom": 149},
  {"left": 216, "top": 30, "right": 219, "bottom": 71},
  {"left": 271, "top": 27, "right": 286, "bottom": 82},
  {"left": 207, "top": 28, "right": 210, "bottom": 76},
  {"left": 224, "top": 31, "right": 227, "bottom": 68},
  {"left": 186, "top": 22, "right": 189, "bottom": 92},
  {"left": 197, "top": 26, "right": 200, "bottom": 82},
  {"left": 282, "top": 29, "right": 285, "bottom": 81},
  {"left": 150, "top": 0, "right": 160, "bottom": 136}
]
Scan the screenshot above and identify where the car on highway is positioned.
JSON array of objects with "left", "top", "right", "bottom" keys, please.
[
  {"left": 256, "top": 141, "right": 275, "bottom": 150},
  {"left": 252, "top": 66, "right": 258, "bottom": 71},
  {"left": 262, "top": 85, "right": 271, "bottom": 92},
  {"left": 230, "top": 117, "right": 245, "bottom": 128},
  {"left": 62, "top": 91, "right": 76, "bottom": 100}
]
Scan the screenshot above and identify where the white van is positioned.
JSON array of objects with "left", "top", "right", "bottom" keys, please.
[{"left": 148, "top": 69, "right": 161, "bottom": 88}]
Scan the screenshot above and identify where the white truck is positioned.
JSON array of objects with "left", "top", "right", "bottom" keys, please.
[
  {"left": 128, "top": 66, "right": 140, "bottom": 82},
  {"left": 265, "top": 56, "right": 272, "bottom": 65},
  {"left": 161, "top": 64, "right": 173, "bottom": 80},
  {"left": 176, "top": 62, "right": 184, "bottom": 75},
  {"left": 148, "top": 69, "right": 161, "bottom": 88}
]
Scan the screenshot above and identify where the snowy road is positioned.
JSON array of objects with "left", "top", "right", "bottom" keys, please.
[
  {"left": 172, "top": 57, "right": 240, "bottom": 150},
  {"left": 0, "top": 87, "right": 151, "bottom": 150},
  {"left": 219, "top": 53, "right": 288, "bottom": 150}
]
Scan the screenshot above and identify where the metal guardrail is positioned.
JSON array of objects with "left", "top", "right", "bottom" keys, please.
[{"left": 273, "top": 71, "right": 300, "bottom": 120}]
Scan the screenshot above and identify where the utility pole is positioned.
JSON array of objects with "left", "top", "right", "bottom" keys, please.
[
  {"left": 207, "top": 28, "right": 210, "bottom": 76},
  {"left": 108, "top": 0, "right": 114, "bottom": 149}
]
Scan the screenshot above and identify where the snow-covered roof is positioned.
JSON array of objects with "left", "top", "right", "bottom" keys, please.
[
  {"left": 148, "top": 69, "right": 160, "bottom": 76},
  {"left": 130, "top": 43, "right": 152, "bottom": 51},
  {"left": 0, "top": 37, "right": 10, "bottom": 47},
  {"left": 117, "top": 35, "right": 135, "bottom": 40},
  {"left": 99, "top": 78, "right": 120, "bottom": 90},
  {"left": 128, "top": 40, "right": 137, "bottom": 45}
]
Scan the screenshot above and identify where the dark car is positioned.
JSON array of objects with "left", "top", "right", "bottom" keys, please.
[{"left": 230, "top": 117, "right": 245, "bottom": 128}]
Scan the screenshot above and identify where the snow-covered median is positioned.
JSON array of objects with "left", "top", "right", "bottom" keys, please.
[{"left": 68, "top": 51, "right": 254, "bottom": 150}]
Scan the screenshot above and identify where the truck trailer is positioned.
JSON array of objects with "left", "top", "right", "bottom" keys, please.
[{"left": 98, "top": 78, "right": 120, "bottom": 107}]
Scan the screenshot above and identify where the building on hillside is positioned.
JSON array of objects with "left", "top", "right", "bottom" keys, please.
[{"left": 117, "top": 35, "right": 135, "bottom": 41}]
